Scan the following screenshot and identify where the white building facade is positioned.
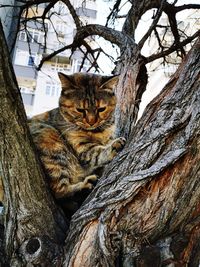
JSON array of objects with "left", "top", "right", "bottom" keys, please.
[{"left": 12, "top": 0, "right": 97, "bottom": 116}]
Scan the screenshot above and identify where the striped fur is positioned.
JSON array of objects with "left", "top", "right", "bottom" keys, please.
[{"left": 29, "top": 73, "right": 125, "bottom": 213}]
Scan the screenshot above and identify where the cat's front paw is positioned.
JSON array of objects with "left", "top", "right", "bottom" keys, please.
[
  {"left": 82, "top": 175, "right": 98, "bottom": 190},
  {"left": 111, "top": 137, "right": 126, "bottom": 155}
]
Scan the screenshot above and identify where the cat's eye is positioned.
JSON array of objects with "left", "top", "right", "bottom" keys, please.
[
  {"left": 76, "top": 108, "right": 85, "bottom": 113},
  {"left": 98, "top": 107, "right": 106, "bottom": 113}
]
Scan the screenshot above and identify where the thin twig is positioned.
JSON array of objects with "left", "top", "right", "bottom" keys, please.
[
  {"left": 145, "top": 30, "right": 200, "bottom": 63},
  {"left": 138, "top": 0, "right": 165, "bottom": 49}
]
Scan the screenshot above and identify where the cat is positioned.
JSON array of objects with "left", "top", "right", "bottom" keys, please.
[{"left": 29, "top": 72, "right": 126, "bottom": 216}]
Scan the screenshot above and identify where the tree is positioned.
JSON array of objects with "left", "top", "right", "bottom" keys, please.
[{"left": 0, "top": 0, "right": 200, "bottom": 266}]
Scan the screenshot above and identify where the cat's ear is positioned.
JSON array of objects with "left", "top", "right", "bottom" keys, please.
[
  {"left": 58, "top": 72, "right": 74, "bottom": 89},
  {"left": 100, "top": 75, "right": 119, "bottom": 90}
]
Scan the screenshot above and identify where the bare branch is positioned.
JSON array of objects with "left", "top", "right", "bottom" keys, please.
[
  {"left": 0, "top": 4, "right": 21, "bottom": 8},
  {"left": 122, "top": 0, "right": 161, "bottom": 37},
  {"left": 61, "top": 0, "right": 82, "bottom": 28},
  {"left": 164, "top": 2, "right": 186, "bottom": 57},
  {"left": 154, "top": 27, "right": 166, "bottom": 55},
  {"left": 37, "top": 43, "right": 73, "bottom": 70},
  {"left": 138, "top": 0, "right": 165, "bottom": 49},
  {"left": 174, "top": 4, "right": 200, "bottom": 13},
  {"left": 145, "top": 30, "right": 200, "bottom": 63},
  {"left": 74, "top": 24, "right": 134, "bottom": 50},
  {"left": 79, "top": 40, "right": 102, "bottom": 73},
  {"left": 105, "top": 0, "right": 122, "bottom": 27}
]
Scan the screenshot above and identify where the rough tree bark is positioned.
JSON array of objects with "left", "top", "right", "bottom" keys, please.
[
  {"left": 0, "top": 13, "right": 200, "bottom": 267},
  {"left": 62, "top": 37, "right": 200, "bottom": 266},
  {"left": 0, "top": 22, "right": 68, "bottom": 266}
]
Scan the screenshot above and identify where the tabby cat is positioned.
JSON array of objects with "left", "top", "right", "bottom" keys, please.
[{"left": 29, "top": 72, "right": 125, "bottom": 215}]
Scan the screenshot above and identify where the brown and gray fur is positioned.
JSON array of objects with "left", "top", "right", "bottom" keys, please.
[{"left": 28, "top": 73, "right": 125, "bottom": 215}]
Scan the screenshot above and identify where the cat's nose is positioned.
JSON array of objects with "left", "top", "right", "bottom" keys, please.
[{"left": 86, "top": 113, "right": 96, "bottom": 126}]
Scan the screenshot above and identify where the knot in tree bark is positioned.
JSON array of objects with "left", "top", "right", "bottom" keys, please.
[
  {"left": 19, "top": 235, "right": 64, "bottom": 266},
  {"left": 26, "top": 238, "right": 41, "bottom": 255}
]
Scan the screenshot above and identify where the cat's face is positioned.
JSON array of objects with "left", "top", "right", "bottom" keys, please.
[{"left": 58, "top": 72, "right": 118, "bottom": 130}]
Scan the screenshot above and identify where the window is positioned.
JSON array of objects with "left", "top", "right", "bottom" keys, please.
[
  {"left": 15, "top": 49, "right": 39, "bottom": 67},
  {"left": 19, "top": 29, "right": 44, "bottom": 44},
  {"left": 59, "top": 64, "right": 71, "bottom": 72},
  {"left": 51, "top": 85, "right": 55, "bottom": 96},
  {"left": 28, "top": 53, "right": 41, "bottom": 67},
  {"left": 27, "top": 30, "right": 39, "bottom": 43},
  {"left": 28, "top": 54, "right": 36, "bottom": 66},
  {"left": 50, "top": 63, "right": 71, "bottom": 72},
  {"left": 45, "top": 82, "right": 61, "bottom": 97},
  {"left": 45, "top": 85, "right": 51, "bottom": 96},
  {"left": 55, "top": 21, "right": 67, "bottom": 35},
  {"left": 75, "top": 59, "right": 91, "bottom": 72},
  {"left": 45, "top": 84, "right": 51, "bottom": 95},
  {"left": 19, "top": 31, "right": 27, "bottom": 41},
  {"left": 51, "top": 63, "right": 56, "bottom": 71},
  {"left": 31, "top": 31, "right": 39, "bottom": 42}
]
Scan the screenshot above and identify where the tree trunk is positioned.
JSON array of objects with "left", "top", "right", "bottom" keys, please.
[
  {"left": 0, "top": 22, "right": 68, "bottom": 266},
  {"left": 0, "top": 14, "right": 200, "bottom": 266},
  {"left": 63, "top": 38, "right": 200, "bottom": 266}
]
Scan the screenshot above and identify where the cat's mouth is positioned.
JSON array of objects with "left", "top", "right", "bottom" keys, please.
[{"left": 76, "top": 121, "right": 105, "bottom": 131}]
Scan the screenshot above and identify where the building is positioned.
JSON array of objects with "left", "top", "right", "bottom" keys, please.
[
  {"left": 137, "top": 10, "right": 200, "bottom": 118},
  {"left": 12, "top": 0, "right": 97, "bottom": 116}
]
